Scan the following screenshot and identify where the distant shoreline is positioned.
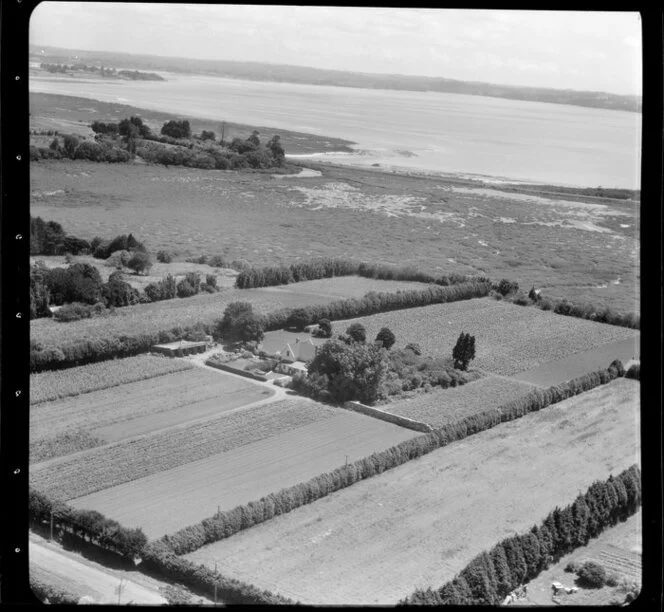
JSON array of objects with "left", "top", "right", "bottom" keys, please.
[
  {"left": 29, "top": 90, "right": 639, "bottom": 198},
  {"left": 30, "top": 45, "right": 641, "bottom": 114}
]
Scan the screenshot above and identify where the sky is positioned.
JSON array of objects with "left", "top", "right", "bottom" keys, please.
[{"left": 29, "top": 4, "right": 642, "bottom": 96}]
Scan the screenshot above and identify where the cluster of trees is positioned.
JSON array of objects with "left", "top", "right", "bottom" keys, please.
[
  {"left": 29, "top": 487, "right": 148, "bottom": 559},
  {"left": 295, "top": 329, "right": 477, "bottom": 402},
  {"left": 90, "top": 233, "right": 147, "bottom": 260},
  {"left": 214, "top": 302, "right": 265, "bottom": 344},
  {"left": 30, "top": 216, "right": 87, "bottom": 256},
  {"left": 30, "top": 262, "right": 143, "bottom": 320},
  {"left": 161, "top": 120, "right": 191, "bottom": 139},
  {"left": 30, "top": 134, "right": 131, "bottom": 163},
  {"left": 382, "top": 343, "right": 477, "bottom": 397},
  {"left": 399, "top": 464, "right": 641, "bottom": 605},
  {"left": 235, "top": 258, "right": 487, "bottom": 289},
  {"left": 30, "top": 219, "right": 222, "bottom": 319},
  {"left": 625, "top": 363, "right": 640, "bottom": 380},
  {"left": 296, "top": 334, "right": 389, "bottom": 403},
  {"left": 153, "top": 362, "right": 626, "bottom": 558}
]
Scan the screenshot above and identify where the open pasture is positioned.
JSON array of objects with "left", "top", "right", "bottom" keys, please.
[
  {"left": 30, "top": 367, "right": 273, "bottom": 462},
  {"left": 333, "top": 298, "right": 637, "bottom": 376},
  {"left": 30, "top": 276, "right": 425, "bottom": 351},
  {"left": 30, "top": 354, "right": 194, "bottom": 405},
  {"left": 68, "top": 408, "right": 417, "bottom": 539},
  {"left": 516, "top": 511, "right": 641, "bottom": 606},
  {"left": 383, "top": 374, "right": 536, "bottom": 427},
  {"left": 30, "top": 149, "right": 638, "bottom": 313},
  {"left": 30, "top": 398, "right": 340, "bottom": 500},
  {"left": 184, "top": 378, "right": 640, "bottom": 605}
]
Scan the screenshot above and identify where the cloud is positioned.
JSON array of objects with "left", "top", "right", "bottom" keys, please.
[{"left": 623, "top": 35, "right": 640, "bottom": 48}]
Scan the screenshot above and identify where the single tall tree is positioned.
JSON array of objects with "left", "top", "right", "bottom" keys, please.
[{"left": 453, "top": 332, "right": 476, "bottom": 370}]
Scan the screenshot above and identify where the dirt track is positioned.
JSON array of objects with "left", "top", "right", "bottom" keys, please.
[{"left": 29, "top": 535, "right": 168, "bottom": 605}]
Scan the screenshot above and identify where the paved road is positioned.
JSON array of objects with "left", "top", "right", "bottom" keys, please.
[{"left": 30, "top": 537, "right": 168, "bottom": 605}]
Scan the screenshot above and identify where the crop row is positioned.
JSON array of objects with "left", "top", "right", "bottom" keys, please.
[
  {"left": 153, "top": 361, "right": 626, "bottom": 557},
  {"left": 30, "top": 354, "right": 194, "bottom": 405}
]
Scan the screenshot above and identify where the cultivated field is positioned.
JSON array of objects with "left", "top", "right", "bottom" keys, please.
[
  {"left": 515, "top": 511, "right": 642, "bottom": 606},
  {"left": 30, "top": 367, "right": 273, "bottom": 462},
  {"left": 511, "top": 336, "right": 639, "bottom": 387},
  {"left": 30, "top": 354, "right": 194, "bottom": 405},
  {"left": 383, "top": 374, "right": 537, "bottom": 427},
  {"left": 30, "top": 276, "right": 427, "bottom": 350},
  {"left": 184, "top": 378, "right": 640, "bottom": 605},
  {"left": 30, "top": 398, "right": 340, "bottom": 499},
  {"left": 68, "top": 409, "right": 417, "bottom": 539},
  {"left": 30, "top": 144, "right": 639, "bottom": 313},
  {"left": 333, "top": 298, "right": 638, "bottom": 376}
]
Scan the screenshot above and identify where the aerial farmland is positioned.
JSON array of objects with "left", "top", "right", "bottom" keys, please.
[{"left": 25, "top": 10, "right": 643, "bottom": 607}]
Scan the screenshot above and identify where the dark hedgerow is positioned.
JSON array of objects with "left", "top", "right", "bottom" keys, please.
[{"left": 399, "top": 464, "right": 641, "bottom": 605}]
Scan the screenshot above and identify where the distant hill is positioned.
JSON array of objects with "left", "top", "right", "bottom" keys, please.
[{"left": 29, "top": 45, "right": 641, "bottom": 113}]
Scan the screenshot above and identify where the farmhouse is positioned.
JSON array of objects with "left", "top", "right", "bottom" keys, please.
[{"left": 280, "top": 338, "right": 317, "bottom": 362}]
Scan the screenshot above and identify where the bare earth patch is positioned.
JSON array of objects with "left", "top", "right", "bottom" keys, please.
[{"left": 184, "top": 379, "right": 639, "bottom": 605}]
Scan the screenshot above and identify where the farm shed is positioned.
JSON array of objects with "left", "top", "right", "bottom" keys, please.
[{"left": 152, "top": 340, "right": 207, "bottom": 357}]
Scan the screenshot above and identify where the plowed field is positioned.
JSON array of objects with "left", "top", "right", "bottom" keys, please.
[
  {"left": 30, "top": 398, "right": 337, "bottom": 499},
  {"left": 184, "top": 378, "right": 640, "bottom": 605},
  {"left": 69, "top": 409, "right": 417, "bottom": 539},
  {"left": 30, "top": 368, "right": 273, "bottom": 462}
]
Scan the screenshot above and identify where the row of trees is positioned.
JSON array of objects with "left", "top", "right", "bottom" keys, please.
[
  {"left": 152, "top": 362, "right": 627, "bottom": 558},
  {"left": 399, "top": 464, "right": 642, "bottom": 605},
  {"left": 491, "top": 277, "right": 640, "bottom": 330},
  {"left": 29, "top": 487, "right": 147, "bottom": 559},
  {"left": 30, "top": 281, "right": 490, "bottom": 371},
  {"left": 87, "top": 116, "right": 287, "bottom": 170},
  {"left": 28, "top": 486, "right": 290, "bottom": 605},
  {"left": 235, "top": 258, "right": 486, "bottom": 289}
]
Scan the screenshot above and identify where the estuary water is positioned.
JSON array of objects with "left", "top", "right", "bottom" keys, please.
[{"left": 30, "top": 73, "right": 642, "bottom": 189}]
